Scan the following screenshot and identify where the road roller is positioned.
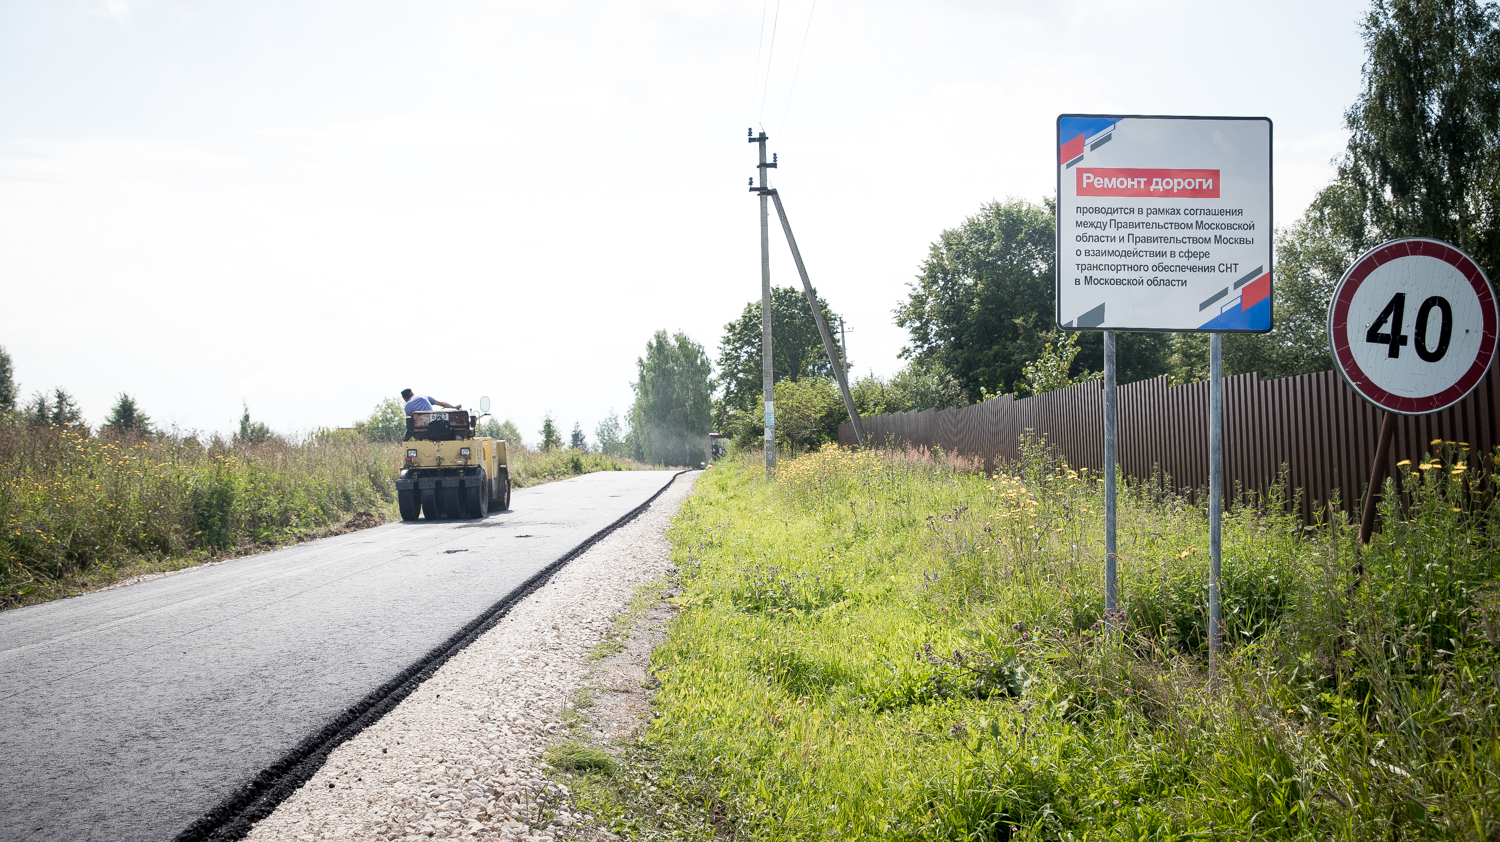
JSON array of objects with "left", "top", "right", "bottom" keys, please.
[{"left": 395, "top": 396, "right": 511, "bottom": 521}]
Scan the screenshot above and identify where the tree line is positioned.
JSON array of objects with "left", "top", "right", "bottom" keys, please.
[{"left": 12, "top": 1, "right": 1493, "bottom": 465}]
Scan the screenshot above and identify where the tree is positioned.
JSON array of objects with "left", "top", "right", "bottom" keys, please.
[
  {"left": 716, "top": 286, "right": 845, "bottom": 425},
  {"left": 570, "top": 422, "right": 587, "bottom": 451},
  {"left": 1218, "top": 1, "right": 1500, "bottom": 382},
  {"left": 631, "top": 330, "right": 713, "bottom": 466},
  {"left": 1220, "top": 210, "right": 1349, "bottom": 378},
  {"left": 1336, "top": 0, "right": 1500, "bottom": 269},
  {"left": 894, "top": 198, "right": 1167, "bottom": 399},
  {"left": 354, "top": 398, "right": 407, "bottom": 442},
  {"left": 896, "top": 199, "right": 1055, "bottom": 400},
  {"left": 1015, "top": 332, "right": 1100, "bottom": 397},
  {"left": 772, "top": 377, "right": 844, "bottom": 455},
  {"left": 478, "top": 417, "right": 523, "bottom": 446},
  {"left": 25, "top": 388, "right": 83, "bottom": 428},
  {"left": 539, "top": 414, "right": 562, "bottom": 451},
  {"left": 235, "top": 403, "right": 273, "bottom": 445},
  {"left": 102, "top": 393, "right": 153, "bottom": 436},
  {"left": 887, "top": 358, "right": 968, "bottom": 411},
  {"left": 22, "top": 392, "right": 50, "bottom": 426},
  {"left": 594, "top": 410, "right": 626, "bottom": 457},
  {"left": 0, "top": 345, "right": 15, "bottom": 413}
]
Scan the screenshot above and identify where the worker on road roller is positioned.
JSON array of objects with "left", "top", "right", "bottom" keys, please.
[{"left": 401, "top": 388, "right": 461, "bottom": 415}]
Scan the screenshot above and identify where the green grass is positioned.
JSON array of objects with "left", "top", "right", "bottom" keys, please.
[
  {"left": 0, "top": 424, "right": 403, "bottom": 609},
  {"left": 0, "top": 424, "right": 646, "bottom": 610},
  {"left": 545, "top": 739, "right": 619, "bottom": 775},
  {"left": 509, "top": 447, "right": 646, "bottom": 488},
  {"left": 627, "top": 441, "right": 1500, "bottom": 840}
]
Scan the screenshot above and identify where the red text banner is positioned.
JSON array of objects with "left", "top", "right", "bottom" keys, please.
[{"left": 1077, "top": 168, "right": 1221, "bottom": 198}]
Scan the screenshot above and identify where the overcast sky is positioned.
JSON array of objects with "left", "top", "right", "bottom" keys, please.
[{"left": 0, "top": 0, "right": 1370, "bottom": 441}]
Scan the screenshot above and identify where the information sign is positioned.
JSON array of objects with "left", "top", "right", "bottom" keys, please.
[
  {"left": 1056, "top": 115, "right": 1273, "bottom": 332},
  {"left": 1329, "top": 238, "right": 1498, "bottom": 415}
]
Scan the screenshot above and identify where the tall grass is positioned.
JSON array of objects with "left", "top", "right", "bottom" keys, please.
[
  {"left": 630, "top": 440, "right": 1500, "bottom": 840},
  {"left": 0, "top": 423, "right": 653, "bottom": 610},
  {"left": 0, "top": 424, "right": 401, "bottom": 609},
  {"left": 509, "top": 446, "right": 646, "bottom": 488}
]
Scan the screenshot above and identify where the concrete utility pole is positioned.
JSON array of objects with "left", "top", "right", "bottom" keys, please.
[
  {"left": 749, "top": 129, "right": 775, "bottom": 476},
  {"left": 769, "top": 190, "right": 867, "bottom": 448}
]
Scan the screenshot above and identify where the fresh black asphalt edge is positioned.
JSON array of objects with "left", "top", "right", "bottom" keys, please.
[{"left": 175, "top": 470, "right": 689, "bottom": 842}]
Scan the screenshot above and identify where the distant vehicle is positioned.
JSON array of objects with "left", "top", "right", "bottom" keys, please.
[{"left": 396, "top": 395, "right": 511, "bottom": 520}]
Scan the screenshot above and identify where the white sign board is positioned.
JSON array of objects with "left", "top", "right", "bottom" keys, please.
[
  {"left": 1056, "top": 115, "right": 1273, "bottom": 332},
  {"left": 1330, "top": 238, "right": 1498, "bottom": 415}
]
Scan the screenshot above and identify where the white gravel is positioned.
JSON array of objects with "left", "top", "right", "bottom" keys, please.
[{"left": 244, "top": 472, "right": 697, "bottom": 842}]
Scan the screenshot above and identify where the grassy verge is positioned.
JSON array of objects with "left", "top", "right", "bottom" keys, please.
[
  {"left": 0, "top": 425, "right": 646, "bottom": 610},
  {"left": 629, "top": 442, "right": 1499, "bottom": 840},
  {"left": 546, "top": 574, "right": 727, "bottom": 841},
  {"left": 0, "top": 424, "right": 403, "bottom": 609},
  {"left": 509, "top": 447, "right": 647, "bottom": 488}
]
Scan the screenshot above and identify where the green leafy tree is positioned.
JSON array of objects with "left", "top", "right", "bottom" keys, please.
[
  {"left": 539, "top": 413, "right": 562, "bottom": 451},
  {"left": 478, "top": 417, "right": 523, "bottom": 446},
  {"left": 1337, "top": 0, "right": 1500, "bottom": 267},
  {"left": 631, "top": 330, "right": 713, "bottom": 466},
  {"left": 773, "top": 377, "right": 843, "bottom": 455},
  {"left": 1225, "top": 1, "right": 1500, "bottom": 380},
  {"left": 354, "top": 398, "right": 407, "bottom": 442},
  {"left": 850, "top": 374, "right": 895, "bottom": 419},
  {"left": 1223, "top": 215, "right": 1344, "bottom": 378},
  {"left": 716, "top": 286, "right": 845, "bottom": 425},
  {"left": 594, "top": 410, "right": 626, "bottom": 457},
  {"left": 887, "top": 358, "right": 968, "bottom": 411},
  {"left": 896, "top": 198, "right": 1172, "bottom": 397},
  {"left": 235, "top": 403, "right": 273, "bottom": 445},
  {"left": 896, "top": 199, "right": 1056, "bottom": 400},
  {"left": 102, "top": 393, "right": 153, "bottom": 436},
  {"left": 0, "top": 345, "right": 16, "bottom": 413},
  {"left": 1015, "top": 332, "right": 1100, "bottom": 397},
  {"left": 570, "top": 422, "right": 587, "bottom": 451}
]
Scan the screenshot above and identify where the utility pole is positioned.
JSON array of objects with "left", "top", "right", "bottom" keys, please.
[{"left": 749, "top": 129, "right": 775, "bottom": 476}]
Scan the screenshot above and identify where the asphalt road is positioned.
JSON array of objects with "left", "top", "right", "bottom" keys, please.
[{"left": 0, "top": 470, "right": 683, "bottom": 842}]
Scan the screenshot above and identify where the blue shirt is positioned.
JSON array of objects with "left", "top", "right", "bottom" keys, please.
[{"left": 404, "top": 396, "right": 436, "bottom": 415}]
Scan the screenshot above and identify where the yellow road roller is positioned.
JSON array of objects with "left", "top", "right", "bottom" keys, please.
[{"left": 396, "top": 396, "right": 511, "bottom": 520}]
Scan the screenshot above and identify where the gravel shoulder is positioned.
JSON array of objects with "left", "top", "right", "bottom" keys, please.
[{"left": 243, "top": 471, "right": 697, "bottom": 842}]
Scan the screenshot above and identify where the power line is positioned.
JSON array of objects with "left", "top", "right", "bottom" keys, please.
[
  {"left": 757, "top": 0, "right": 783, "bottom": 123},
  {"left": 748, "top": 0, "right": 770, "bottom": 121},
  {"left": 778, "top": 0, "right": 818, "bottom": 134}
]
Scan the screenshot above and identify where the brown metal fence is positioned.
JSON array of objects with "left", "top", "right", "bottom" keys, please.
[{"left": 840, "top": 366, "right": 1500, "bottom": 522}]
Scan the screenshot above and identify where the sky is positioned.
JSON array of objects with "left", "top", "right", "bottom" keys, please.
[{"left": 0, "top": 0, "right": 1371, "bottom": 442}]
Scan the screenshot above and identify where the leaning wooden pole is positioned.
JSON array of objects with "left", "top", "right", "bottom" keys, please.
[{"left": 768, "top": 189, "right": 867, "bottom": 448}]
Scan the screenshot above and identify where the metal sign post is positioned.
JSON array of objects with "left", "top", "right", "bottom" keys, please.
[
  {"left": 1328, "top": 237, "right": 1499, "bottom": 547},
  {"left": 1054, "top": 114, "right": 1272, "bottom": 664},
  {"left": 1208, "top": 333, "right": 1223, "bottom": 666},
  {"left": 1103, "top": 332, "right": 1118, "bottom": 627}
]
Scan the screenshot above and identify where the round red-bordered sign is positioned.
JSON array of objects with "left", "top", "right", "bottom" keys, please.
[{"left": 1329, "top": 237, "right": 1497, "bottom": 415}]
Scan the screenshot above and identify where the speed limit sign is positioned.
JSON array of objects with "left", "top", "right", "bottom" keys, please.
[{"left": 1330, "top": 238, "right": 1498, "bottom": 415}]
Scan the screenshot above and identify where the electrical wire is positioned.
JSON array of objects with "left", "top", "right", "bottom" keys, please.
[
  {"left": 778, "top": 0, "right": 818, "bottom": 135},
  {"left": 757, "top": 0, "right": 783, "bottom": 124},
  {"left": 748, "top": 0, "right": 770, "bottom": 122}
]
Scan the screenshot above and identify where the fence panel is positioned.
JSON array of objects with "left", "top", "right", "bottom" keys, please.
[{"left": 841, "top": 366, "right": 1500, "bottom": 522}]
